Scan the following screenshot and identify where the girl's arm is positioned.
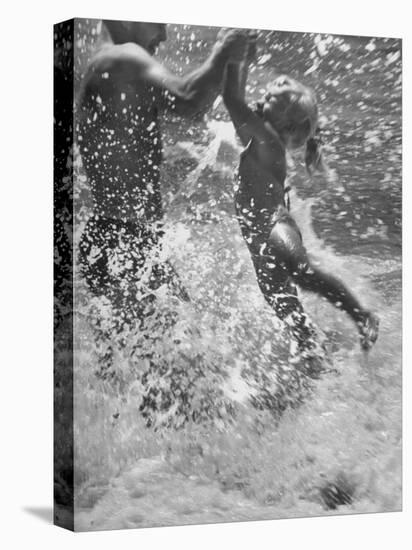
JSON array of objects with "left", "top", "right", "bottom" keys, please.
[
  {"left": 223, "top": 62, "right": 266, "bottom": 146},
  {"left": 223, "top": 63, "right": 285, "bottom": 178},
  {"left": 224, "top": 32, "right": 255, "bottom": 102},
  {"left": 238, "top": 32, "right": 256, "bottom": 100}
]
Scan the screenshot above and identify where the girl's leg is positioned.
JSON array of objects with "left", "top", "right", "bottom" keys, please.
[
  {"left": 253, "top": 253, "right": 301, "bottom": 319},
  {"left": 295, "top": 264, "right": 379, "bottom": 350},
  {"left": 253, "top": 255, "right": 325, "bottom": 365}
]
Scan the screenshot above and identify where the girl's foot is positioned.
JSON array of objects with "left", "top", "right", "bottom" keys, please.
[
  {"left": 287, "top": 313, "right": 330, "bottom": 377},
  {"left": 358, "top": 311, "right": 379, "bottom": 351}
]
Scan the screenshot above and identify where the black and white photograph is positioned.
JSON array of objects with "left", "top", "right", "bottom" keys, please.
[
  {"left": 2, "top": 1, "right": 409, "bottom": 547},
  {"left": 53, "top": 16, "right": 402, "bottom": 531}
]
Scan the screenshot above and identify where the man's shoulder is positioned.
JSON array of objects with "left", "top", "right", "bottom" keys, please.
[
  {"left": 80, "top": 42, "right": 161, "bottom": 107},
  {"left": 89, "top": 42, "right": 149, "bottom": 72}
]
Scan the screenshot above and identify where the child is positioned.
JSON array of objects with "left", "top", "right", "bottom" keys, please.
[{"left": 222, "top": 56, "right": 379, "bottom": 356}]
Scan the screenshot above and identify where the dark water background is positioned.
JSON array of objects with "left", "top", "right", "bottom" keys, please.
[{"left": 64, "top": 21, "right": 402, "bottom": 530}]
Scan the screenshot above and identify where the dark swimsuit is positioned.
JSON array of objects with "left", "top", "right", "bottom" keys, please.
[
  {"left": 79, "top": 216, "right": 188, "bottom": 302},
  {"left": 235, "top": 140, "right": 303, "bottom": 320}
]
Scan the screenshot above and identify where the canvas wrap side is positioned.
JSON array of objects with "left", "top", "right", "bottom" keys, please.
[{"left": 54, "top": 18, "right": 75, "bottom": 532}]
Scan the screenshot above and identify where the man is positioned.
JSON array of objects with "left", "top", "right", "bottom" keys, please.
[{"left": 77, "top": 21, "right": 248, "bottom": 324}]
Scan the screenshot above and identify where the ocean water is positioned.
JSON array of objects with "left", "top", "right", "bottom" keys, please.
[{"left": 57, "top": 23, "right": 402, "bottom": 530}]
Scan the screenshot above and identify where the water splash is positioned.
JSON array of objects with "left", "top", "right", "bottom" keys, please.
[{"left": 65, "top": 26, "right": 402, "bottom": 527}]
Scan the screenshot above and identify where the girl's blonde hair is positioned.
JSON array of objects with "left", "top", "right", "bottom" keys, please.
[{"left": 257, "top": 75, "right": 325, "bottom": 174}]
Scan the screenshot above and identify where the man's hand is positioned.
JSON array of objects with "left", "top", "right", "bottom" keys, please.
[{"left": 216, "top": 28, "right": 249, "bottom": 63}]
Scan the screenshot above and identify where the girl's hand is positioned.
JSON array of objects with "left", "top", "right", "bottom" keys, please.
[{"left": 216, "top": 28, "right": 249, "bottom": 63}]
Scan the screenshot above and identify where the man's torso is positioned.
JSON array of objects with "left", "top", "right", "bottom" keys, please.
[{"left": 78, "top": 48, "right": 164, "bottom": 222}]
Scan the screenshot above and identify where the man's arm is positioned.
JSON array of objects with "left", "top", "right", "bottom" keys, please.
[{"left": 93, "top": 30, "right": 248, "bottom": 117}]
